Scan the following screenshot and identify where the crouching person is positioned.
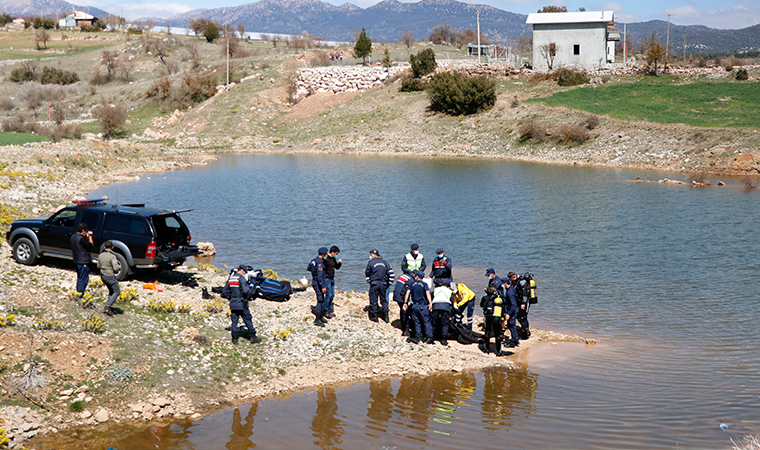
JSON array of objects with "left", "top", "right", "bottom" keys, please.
[{"left": 222, "top": 264, "right": 262, "bottom": 345}]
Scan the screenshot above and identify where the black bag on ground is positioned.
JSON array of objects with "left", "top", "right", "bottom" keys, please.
[
  {"left": 253, "top": 277, "right": 293, "bottom": 302},
  {"left": 448, "top": 322, "right": 484, "bottom": 345}
]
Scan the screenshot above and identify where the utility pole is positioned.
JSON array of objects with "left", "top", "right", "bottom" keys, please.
[
  {"left": 477, "top": 10, "right": 481, "bottom": 64},
  {"left": 226, "top": 22, "right": 230, "bottom": 86},
  {"left": 665, "top": 14, "right": 673, "bottom": 67},
  {"left": 623, "top": 22, "right": 627, "bottom": 66},
  {"left": 683, "top": 26, "right": 686, "bottom": 64}
]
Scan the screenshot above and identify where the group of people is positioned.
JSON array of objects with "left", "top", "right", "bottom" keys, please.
[{"left": 305, "top": 243, "right": 534, "bottom": 354}]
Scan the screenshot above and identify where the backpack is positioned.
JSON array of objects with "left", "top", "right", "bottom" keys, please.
[
  {"left": 252, "top": 276, "right": 293, "bottom": 302},
  {"left": 515, "top": 273, "right": 538, "bottom": 305},
  {"left": 479, "top": 292, "right": 503, "bottom": 318}
]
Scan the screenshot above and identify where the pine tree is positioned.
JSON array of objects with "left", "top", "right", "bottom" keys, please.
[{"left": 354, "top": 27, "right": 372, "bottom": 64}]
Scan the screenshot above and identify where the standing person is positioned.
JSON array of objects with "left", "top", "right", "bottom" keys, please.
[
  {"left": 403, "top": 270, "right": 433, "bottom": 344},
  {"left": 401, "top": 243, "right": 426, "bottom": 276},
  {"left": 221, "top": 265, "right": 262, "bottom": 345},
  {"left": 71, "top": 223, "right": 94, "bottom": 298},
  {"left": 392, "top": 272, "right": 414, "bottom": 336},
  {"left": 97, "top": 241, "right": 120, "bottom": 317},
  {"left": 431, "top": 282, "right": 454, "bottom": 346},
  {"left": 323, "top": 246, "right": 342, "bottom": 319},
  {"left": 514, "top": 273, "right": 533, "bottom": 340},
  {"left": 480, "top": 286, "right": 505, "bottom": 355},
  {"left": 501, "top": 272, "right": 520, "bottom": 348},
  {"left": 365, "top": 249, "right": 394, "bottom": 323},
  {"left": 430, "top": 248, "right": 453, "bottom": 286},
  {"left": 484, "top": 268, "right": 502, "bottom": 293},
  {"left": 308, "top": 247, "right": 329, "bottom": 327}
]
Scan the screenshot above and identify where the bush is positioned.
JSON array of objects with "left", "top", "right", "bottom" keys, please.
[
  {"left": 92, "top": 97, "right": 127, "bottom": 139},
  {"left": 736, "top": 69, "right": 749, "bottom": 81},
  {"left": 9, "top": 62, "right": 38, "bottom": 83},
  {"left": 181, "top": 70, "right": 217, "bottom": 103},
  {"left": 739, "top": 175, "right": 758, "bottom": 188},
  {"left": 89, "top": 72, "right": 111, "bottom": 86},
  {"left": 557, "top": 69, "right": 589, "bottom": 87},
  {"left": 688, "top": 170, "right": 711, "bottom": 184},
  {"left": 518, "top": 119, "right": 547, "bottom": 142},
  {"left": 0, "top": 12, "right": 13, "bottom": 26},
  {"left": 0, "top": 98, "right": 14, "bottom": 111},
  {"left": 146, "top": 77, "right": 172, "bottom": 100},
  {"left": 426, "top": 72, "right": 496, "bottom": 115},
  {"left": 725, "top": 65, "right": 734, "bottom": 72},
  {"left": 204, "top": 22, "right": 219, "bottom": 43},
  {"left": 410, "top": 48, "right": 436, "bottom": 78},
  {"left": 559, "top": 124, "right": 589, "bottom": 145},
  {"left": 40, "top": 67, "right": 79, "bottom": 85},
  {"left": 2, "top": 115, "right": 41, "bottom": 134},
  {"left": 400, "top": 77, "right": 424, "bottom": 92},
  {"left": 586, "top": 114, "right": 600, "bottom": 130}
]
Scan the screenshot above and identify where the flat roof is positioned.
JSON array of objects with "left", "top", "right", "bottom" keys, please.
[{"left": 527, "top": 10, "right": 614, "bottom": 25}]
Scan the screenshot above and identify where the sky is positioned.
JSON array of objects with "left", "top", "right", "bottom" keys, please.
[{"left": 77, "top": 0, "right": 760, "bottom": 30}]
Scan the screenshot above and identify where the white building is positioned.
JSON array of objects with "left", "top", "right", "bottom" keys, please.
[{"left": 526, "top": 11, "right": 618, "bottom": 71}]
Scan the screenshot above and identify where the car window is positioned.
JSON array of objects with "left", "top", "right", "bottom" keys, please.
[
  {"left": 50, "top": 210, "right": 76, "bottom": 227},
  {"left": 104, "top": 215, "right": 149, "bottom": 236},
  {"left": 81, "top": 211, "right": 102, "bottom": 232}
]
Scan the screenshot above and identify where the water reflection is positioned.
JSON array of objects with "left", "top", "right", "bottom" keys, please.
[
  {"left": 312, "top": 387, "right": 343, "bottom": 449},
  {"left": 227, "top": 403, "right": 257, "bottom": 450}
]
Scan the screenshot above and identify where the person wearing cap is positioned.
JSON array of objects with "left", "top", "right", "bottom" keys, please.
[
  {"left": 401, "top": 243, "right": 426, "bottom": 276},
  {"left": 222, "top": 265, "right": 261, "bottom": 345},
  {"left": 431, "top": 282, "right": 455, "bottom": 345},
  {"left": 97, "top": 240, "right": 120, "bottom": 317},
  {"left": 392, "top": 272, "right": 415, "bottom": 336},
  {"left": 323, "top": 246, "right": 342, "bottom": 319},
  {"left": 365, "top": 249, "right": 394, "bottom": 323},
  {"left": 403, "top": 270, "right": 433, "bottom": 344},
  {"left": 500, "top": 272, "right": 520, "bottom": 348},
  {"left": 485, "top": 268, "right": 502, "bottom": 293},
  {"left": 430, "top": 248, "right": 453, "bottom": 286},
  {"left": 308, "top": 247, "right": 329, "bottom": 327}
]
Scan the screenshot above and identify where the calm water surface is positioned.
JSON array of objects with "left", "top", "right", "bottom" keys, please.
[{"left": 81, "top": 154, "right": 760, "bottom": 449}]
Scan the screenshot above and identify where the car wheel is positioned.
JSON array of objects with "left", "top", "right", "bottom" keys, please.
[
  {"left": 12, "top": 237, "right": 38, "bottom": 265},
  {"left": 113, "top": 252, "right": 131, "bottom": 281}
]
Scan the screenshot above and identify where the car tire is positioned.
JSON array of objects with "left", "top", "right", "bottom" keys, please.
[
  {"left": 12, "top": 237, "right": 38, "bottom": 265},
  {"left": 113, "top": 252, "right": 131, "bottom": 281}
]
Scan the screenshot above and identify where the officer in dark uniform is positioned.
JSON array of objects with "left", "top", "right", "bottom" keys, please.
[
  {"left": 365, "top": 249, "right": 394, "bottom": 323},
  {"left": 308, "top": 247, "right": 328, "bottom": 327},
  {"left": 484, "top": 267, "right": 502, "bottom": 293},
  {"left": 392, "top": 273, "right": 414, "bottom": 336},
  {"left": 403, "top": 270, "right": 433, "bottom": 344},
  {"left": 501, "top": 273, "right": 520, "bottom": 348},
  {"left": 222, "top": 265, "right": 261, "bottom": 345},
  {"left": 430, "top": 248, "right": 453, "bottom": 286}
]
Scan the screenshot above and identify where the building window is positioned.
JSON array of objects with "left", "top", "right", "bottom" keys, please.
[{"left": 574, "top": 44, "right": 580, "bottom": 55}]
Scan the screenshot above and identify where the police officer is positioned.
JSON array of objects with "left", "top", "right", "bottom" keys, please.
[
  {"left": 365, "top": 249, "right": 394, "bottom": 323},
  {"left": 401, "top": 243, "right": 426, "bottom": 276},
  {"left": 431, "top": 282, "right": 454, "bottom": 346},
  {"left": 484, "top": 268, "right": 502, "bottom": 293},
  {"left": 222, "top": 265, "right": 262, "bottom": 345},
  {"left": 403, "top": 270, "right": 433, "bottom": 344},
  {"left": 501, "top": 272, "right": 520, "bottom": 348},
  {"left": 430, "top": 248, "right": 453, "bottom": 286},
  {"left": 392, "top": 272, "right": 414, "bottom": 336},
  {"left": 308, "top": 247, "right": 328, "bottom": 327}
]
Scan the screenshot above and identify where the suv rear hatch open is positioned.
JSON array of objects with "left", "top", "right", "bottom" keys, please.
[{"left": 148, "top": 212, "right": 200, "bottom": 263}]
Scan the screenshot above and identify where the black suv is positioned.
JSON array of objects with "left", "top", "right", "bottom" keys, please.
[{"left": 6, "top": 200, "right": 199, "bottom": 280}]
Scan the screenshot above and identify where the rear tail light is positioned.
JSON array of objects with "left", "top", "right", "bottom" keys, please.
[
  {"left": 146, "top": 240, "right": 157, "bottom": 258},
  {"left": 188, "top": 234, "right": 192, "bottom": 243}
]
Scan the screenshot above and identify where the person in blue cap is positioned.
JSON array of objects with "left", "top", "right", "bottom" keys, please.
[
  {"left": 308, "top": 247, "right": 329, "bottom": 327},
  {"left": 401, "top": 243, "right": 426, "bottom": 276},
  {"left": 365, "top": 249, "right": 394, "bottom": 323},
  {"left": 403, "top": 270, "right": 433, "bottom": 344},
  {"left": 485, "top": 268, "right": 502, "bottom": 293},
  {"left": 430, "top": 248, "right": 452, "bottom": 286},
  {"left": 222, "top": 264, "right": 261, "bottom": 345},
  {"left": 500, "top": 273, "right": 520, "bottom": 348}
]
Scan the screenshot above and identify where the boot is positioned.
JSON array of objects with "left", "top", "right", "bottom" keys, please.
[
  {"left": 202, "top": 287, "right": 212, "bottom": 299},
  {"left": 313, "top": 316, "right": 326, "bottom": 327},
  {"left": 368, "top": 312, "right": 378, "bottom": 323},
  {"left": 425, "top": 337, "right": 435, "bottom": 345},
  {"left": 232, "top": 337, "right": 239, "bottom": 345},
  {"left": 381, "top": 311, "right": 389, "bottom": 323},
  {"left": 249, "top": 335, "right": 262, "bottom": 344}
]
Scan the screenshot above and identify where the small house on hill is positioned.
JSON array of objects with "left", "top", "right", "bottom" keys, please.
[
  {"left": 526, "top": 10, "right": 617, "bottom": 71},
  {"left": 58, "top": 11, "right": 96, "bottom": 28}
]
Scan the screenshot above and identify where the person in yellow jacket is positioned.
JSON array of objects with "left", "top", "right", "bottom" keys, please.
[{"left": 452, "top": 282, "right": 475, "bottom": 330}]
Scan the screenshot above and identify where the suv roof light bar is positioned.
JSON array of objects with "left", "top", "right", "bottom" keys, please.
[{"left": 72, "top": 197, "right": 107, "bottom": 205}]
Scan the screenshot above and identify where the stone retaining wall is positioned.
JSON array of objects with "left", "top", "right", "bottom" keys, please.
[{"left": 296, "top": 65, "right": 408, "bottom": 97}]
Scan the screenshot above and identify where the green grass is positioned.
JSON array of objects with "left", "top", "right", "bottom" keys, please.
[
  {"left": 0, "top": 131, "right": 48, "bottom": 145},
  {"left": 528, "top": 77, "right": 760, "bottom": 129}
]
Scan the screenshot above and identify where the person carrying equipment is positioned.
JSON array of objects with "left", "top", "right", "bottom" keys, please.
[
  {"left": 514, "top": 272, "right": 537, "bottom": 340},
  {"left": 452, "top": 282, "right": 475, "bottom": 330},
  {"left": 401, "top": 243, "right": 426, "bottom": 276},
  {"left": 221, "top": 265, "right": 262, "bottom": 345},
  {"left": 308, "top": 247, "right": 328, "bottom": 327},
  {"left": 404, "top": 270, "right": 433, "bottom": 344},
  {"left": 430, "top": 248, "right": 453, "bottom": 286},
  {"left": 501, "top": 273, "right": 520, "bottom": 348},
  {"left": 365, "top": 249, "right": 394, "bottom": 323},
  {"left": 392, "top": 273, "right": 414, "bottom": 336},
  {"left": 431, "top": 282, "right": 455, "bottom": 346},
  {"left": 479, "top": 288, "right": 505, "bottom": 355}
]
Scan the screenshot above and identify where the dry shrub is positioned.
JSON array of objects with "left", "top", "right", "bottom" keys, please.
[
  {"left": 739, "top": 175, "right": 758, "bottom": 188},
  {"left": 559, "top": 124, "right": 589, "bottom": 145},
  {"left": 0, "top": 98, "right": 14, "bottom": 111},
  {"left": 92, "top": 97, "right": 127, "bottom": 139},
  {"left": 729, "top": 58, "right": 743, "bottom": 67},
  {"left": 146, "top": 77, "right": 172, "bottom": 100},
  {"left": 688, "top": 170, "right": 711, "bottom": 184},
  {"left": 50, "top": 102, "right": 66, "bottom": 124},
  {"left": 46, "top": 124, "right": 83, "bottom": 142},
  {"left": 585, "top": 114, "right": 599, "bottom": 130},
  {"left": 528, "top": 70, "right": 558, "bottom": 85},
  {"left": 181, "top": 70, "right": 217, "bottom": 104},
  {"left": 2, "top": 115, "right": 41, "bottom": 133},
  {"left": 89, "top": 72, "right": 111, "bottom": 86},
  {"left": 307, "top": 50, "right": 332, "bottom": 67},
  {"left": 510, "top": 95, "right": 520, "bottom": 108},
  {"left": 518, "top": 119, "right": 547, "bottom": 142}
]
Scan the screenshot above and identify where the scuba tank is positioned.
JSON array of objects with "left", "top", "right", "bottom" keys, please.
[{"left": 522, "top": 272, "right": 538, "bottom": 305}]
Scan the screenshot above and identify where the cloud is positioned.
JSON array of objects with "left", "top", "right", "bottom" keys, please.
[
  {"left": 74, "top": 0, "right": 194, "bottom": 18},
  {"left": 658, "top": 4, "right": 760, "bottom": 28},
  {"left": 601, "top": 2, "right": 640, "bottom": 23}
]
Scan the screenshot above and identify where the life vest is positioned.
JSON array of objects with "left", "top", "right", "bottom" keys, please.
[
  {"left": 404, "top": 252, "right": 424, "bottom": 271},
  {"left": 454, "top": 283, "right": 475, "bottom": 308},
  {"left": 432, "top": 256, "right": 451, "bottom": 279},
  {"left": 432, "top": 286, "right": 453, "bottom": 310}
]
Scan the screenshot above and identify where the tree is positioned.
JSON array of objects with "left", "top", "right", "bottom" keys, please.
[
  {"left": 101, "top": 50, "right": 117, "bottom": 80},
  {"left": 382, "top": 48, "right": 392, "bottom": 68},
  {"left": 204, "top": 22, "right": 220, "bottom": 43},
  {"left": 644, "top": 32, "right": 666, "bottom": 75},
  {"left": 401, "top": 29, "right": 414, "bottom": 49},
  {"left": 516, "top": 35, "right": 532, "bottom": 57},
  {"left": 410, "top": 48, "right": 436, "bottom": 78},
  {"left": 538, "top": 43, "right": 558, "bottom": 70},
  {"left": 92, "top": 97, "right": 127, "bottom": 139},
  {"left": 354, "top": 27, "right": 372, "bottom": 64},
  {"left": 188, "top": 18, "right": 208, "bottom": 38},
  {"left": 429, "top": 23, "right": 453, "bottom": 44},
  {"left": 165, "top": 21, "right": 172, "bottom": 35},
  {"left": 34, "top": 28, "right": 50, "bottom": 49},
  {"left": 237, "top": 21, "right": 246, "bottom": 39},
  {"left": 538, "top": 5, "right": 568, "bottom": 12}
]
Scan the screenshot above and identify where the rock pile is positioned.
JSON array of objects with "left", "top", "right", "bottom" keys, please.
[
  {"left": 296, "top": 66, "right": 408, "bottom": 97},
  {"left": 439, "top": 62, "right": 529, "bottom": 79},
  {"left": 127, "top": 397, "right": 202, "bottom": 421},
  {"left": 1, "top": 406, "right": 45, "bottom": 447}
]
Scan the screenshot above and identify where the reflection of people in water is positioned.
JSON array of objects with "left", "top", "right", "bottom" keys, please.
[
  {"left": 480, "top": 367, "right": 538, "bottom": 431},
  {"left": 312, "top": 386, "right": 344, "bottom": 448},
  {"left": 226, "top": 402, "right": 258, "bottom": 450},
  {"left": 366, "top": 379, "right": 395, "bottom": 439}
]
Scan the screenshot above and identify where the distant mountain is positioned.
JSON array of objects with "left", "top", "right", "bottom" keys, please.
[
  {"left": 0, "top": 0, "right": 114, "bottom": 20},
  {"left": 166, "top": 0, "right": 532, "bottom": 43},
  {"left": 163, "top": 0, "right": 760, "bottom": 54}
]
